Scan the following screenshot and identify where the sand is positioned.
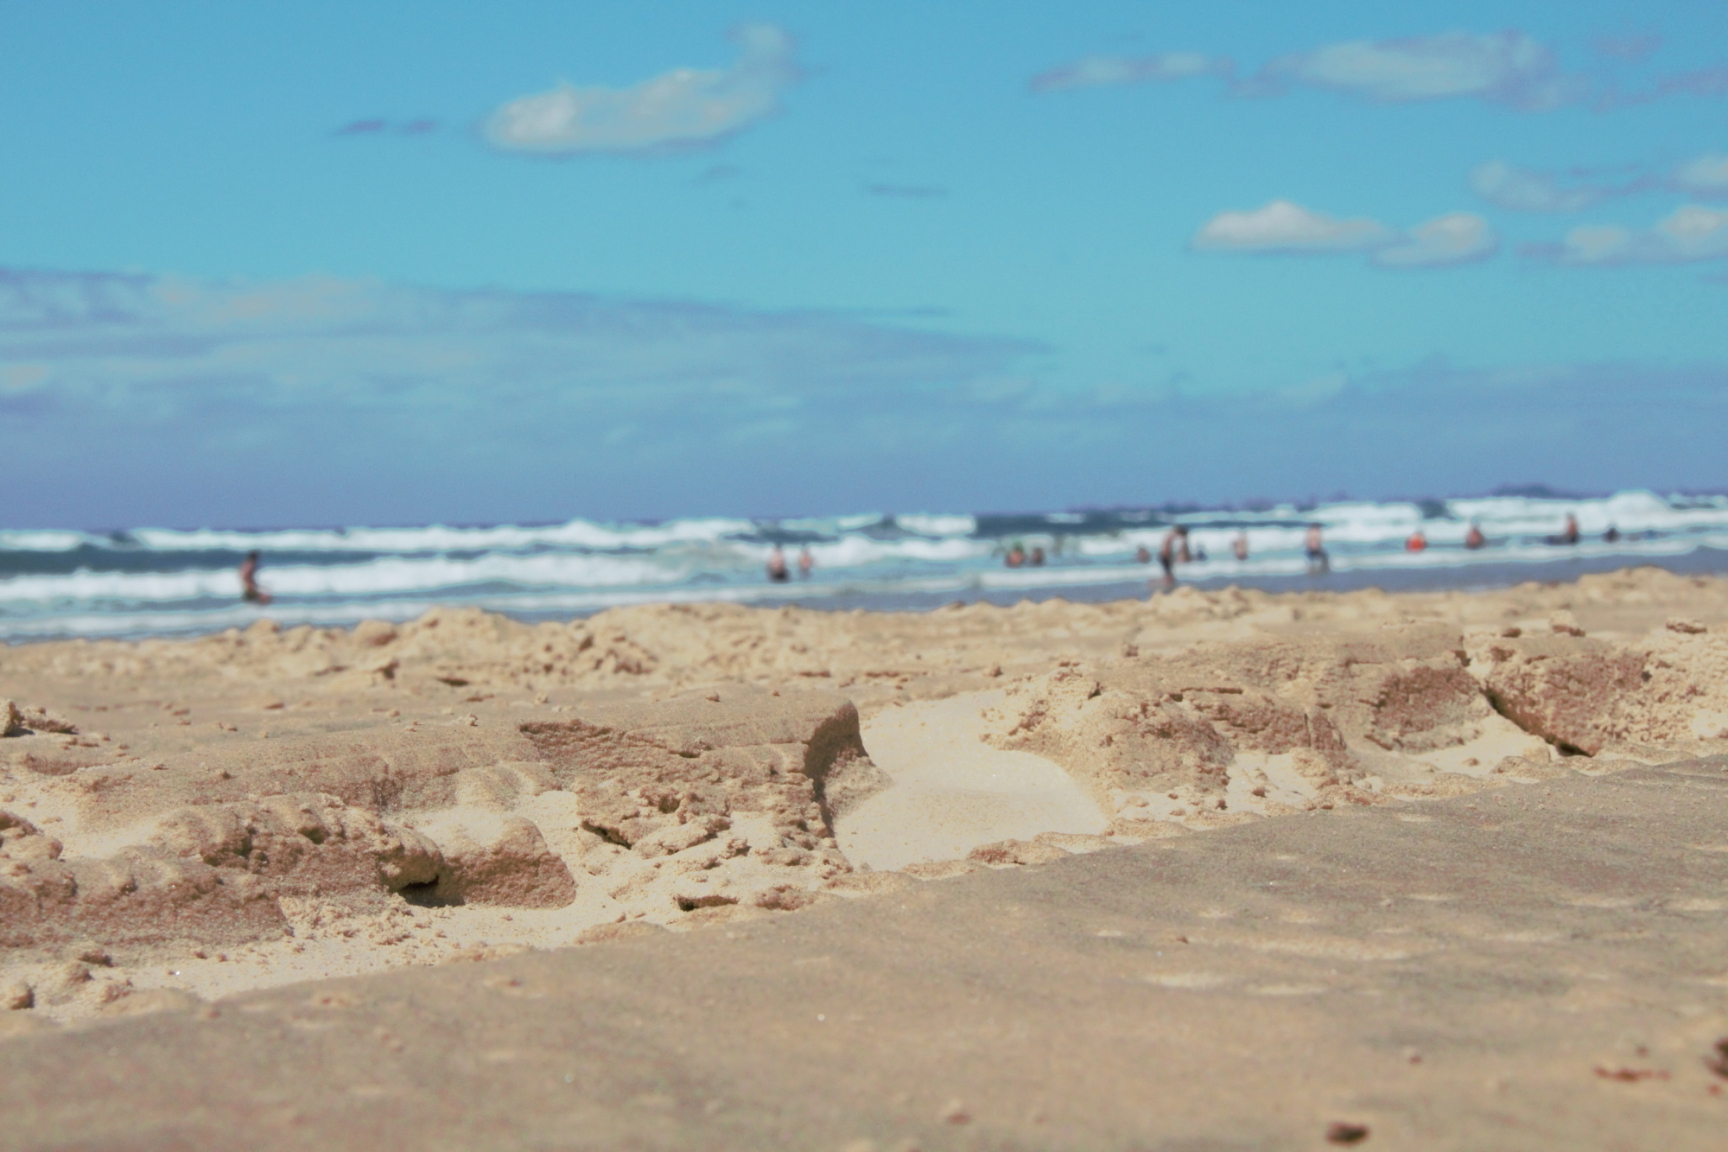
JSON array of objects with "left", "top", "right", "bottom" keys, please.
[
  {"left": 3, "top": 566, "right": 1728, "bottom": 1147},
  {"left": 839, "top": 693, "right": 1108, "bottom": 871}
]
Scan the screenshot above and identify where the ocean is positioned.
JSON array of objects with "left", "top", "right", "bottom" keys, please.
[{"left": 5, "top": 489, "right": 1728, "bottom": 643}]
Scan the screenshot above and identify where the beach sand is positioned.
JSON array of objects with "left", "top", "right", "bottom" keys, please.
[{"left": 3, "top": 567, "right": 1727, "bottom": 1147}]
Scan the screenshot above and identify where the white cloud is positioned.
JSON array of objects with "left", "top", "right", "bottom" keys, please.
[
  {"left": 1257, "top": 31, "right": 1582, "bottom": 109},
  {"left": 484, "top": 24, "right": 797, "bottom": 155},
  {"left": 1674, "top": 152, "right": 1728, "bottom": 199},
  {"left": 1029, "top": 52, "right": 1222, "bottom": 93},
  {"left": 1374, "top": 212, "right": 1498, "bottom": 267},
  {"left": 1190, "top": 200, "right": 1393, "bottom": 254},
  {"left": 1551, "top": 205, "right": 1728, "bottom": 264},
  {"left": 1470, "top": 160, "right": 1608, "bottom": 212},
  {"left": 1192, "top": 202, "right": 1495, "bottom": 268}
]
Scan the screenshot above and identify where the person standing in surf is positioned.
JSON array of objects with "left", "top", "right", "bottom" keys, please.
[
  {"left": 1156, "top": 525, "right": 1188, "bottom": 589},
  {"left": 1304, "top": 524, "right": 1329, "bottom": 574},
  {"left": 239, "top": 551, "right": 273, "bottom": 605}
]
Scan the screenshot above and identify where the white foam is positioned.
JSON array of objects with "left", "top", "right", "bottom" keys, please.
[
  {"left": 897, "top": 512, "right": 977, "bottom": 537},
  {"left": 124, "top": 515, "right": 759, "bottom": 554},
  {"left": 5, "top": 489, "right": 1728, "bottom": 642}
]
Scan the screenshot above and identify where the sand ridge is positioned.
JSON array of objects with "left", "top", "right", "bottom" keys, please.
[{"left": 3, "top": 566, "right": 1728, "bottom": 1028}]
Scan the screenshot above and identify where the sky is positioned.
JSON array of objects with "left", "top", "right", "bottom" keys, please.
[{"left": 2, "top": 0, "right": 1727, "bottom": 528}]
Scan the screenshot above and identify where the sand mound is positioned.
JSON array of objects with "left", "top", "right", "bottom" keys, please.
[
  {"left": 0, "top": 684, "right": 889, "bottom": 1015},
  {"left": 979, "top": 624, "right": 1508, "bottom": 825},
  {"left": 979, "top": 615, "right": 1728, "bottom": 831},
  {"left": 1479, "top": 619, "right": 1728, "bottom": 756}
]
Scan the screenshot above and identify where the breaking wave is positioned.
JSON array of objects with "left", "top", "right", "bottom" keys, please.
[{"left": 4, "top": 491, "right": 1727, "bottom": 641}]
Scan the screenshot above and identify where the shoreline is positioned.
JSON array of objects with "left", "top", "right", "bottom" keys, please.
[{"left": 6, "top": 548, "right": 1728, "bottom": 646}]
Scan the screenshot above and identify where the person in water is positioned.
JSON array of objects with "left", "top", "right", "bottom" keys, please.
[
  {"left": 1464, "top": 522, "right": 1486, "bottom": 550},
  {"left": 1304, "top": 524, "right": 1329, "bottom": 574},
  {"left": 1004, "top": 542, "right": 1026, "bottom": 568},
  {"left": 1232, "top": 531, "right": 1249, "bottom": 562},
  {"left": 1134, "top": 545, "right": 1152, "bottom": 564},
  {"left": 1548, "top": 514, "right": 1581, "bottom": 546},
  {"left": 766, "top": 545, "right": 790, "bottom": 582},
  {"left": 1604, "top": 524, "right": 1620, "bottom": 544},
  {"left": 1156, "top": 525, "right": 1188, "bottom": 588},
  {"left": 1405, "top": 530, "right": 1427, "bottom": 553},
  {"left": 797, "top": 546, "right": 814, "bottom": 578},
  {"left": 1029, "top": 546, "right": 1046, "bottom": 567},
  {"left": 239, "top": 550, "right": 272, "bottom": 605}
]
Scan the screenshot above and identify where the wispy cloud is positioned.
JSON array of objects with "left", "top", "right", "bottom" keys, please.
[
  {"left": 0, "top": 266, "right": 1030, "bottom": 411},
  {"left": 1250, "top": 31, "right": 1583, "bottom": 110},
  {"left": 1600, "top": 64, "right": 1728, "bottom": 108},
  {"left": 0, "top": 263, "right": 1050, "bottom": 521},
  {"left": 1028, "top": 51, "right": 1225, "bottom": 94},
  {"left": 4, "top": 262, "right": 1725, "bottom": 520},
  {"left": 1526, "top": 205, "right": 1728, "bottom": 265},
  {"left": 1033, "top": 29, "right": 1728, "bottom": 114},
  {"left": 1471, "top": 160, "right": 1620, "bottom": 211},
  {"left": 483, "top": 24, "right": 798, "bottom": 156},
  {"left": 1472, "top": 152, "right": 1728, "bottom": 212},
  {"left": 1675, "top": 153, "right": 1728, "bottom": 199},
  {"left": 1191, "top": 201, "right": 1493, "bottom": 267}
]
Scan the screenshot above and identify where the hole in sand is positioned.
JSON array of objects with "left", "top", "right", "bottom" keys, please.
[
  {"left": 397, "top": 881, "right": 458, "bottom": 908},
  {"left": 675, "top": 893, "right": 739, "bottom": 912}
]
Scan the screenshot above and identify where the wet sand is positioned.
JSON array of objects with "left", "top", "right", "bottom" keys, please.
[{"left": 3, "top": 567, "right": 1728, "bottom": 1147}]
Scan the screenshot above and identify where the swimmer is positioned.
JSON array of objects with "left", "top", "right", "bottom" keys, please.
[
  {"left": 1405, "top": 530, "right": 1427, "bottom": 553},
  {"left": 1156, "top": 525, "right": 1188, "bottom": 589},
  {"left": 1134, "top": 545, "right": 1152, "bottom": 564},
  {"left": 239, "top": 550, "right": 273, "bottom": 606},
  {"left": 1029, "top": 546, "right": 1045, "bottom": 567},
  {"left": 1464, "top": 522, "right": 1486, "bottom": 550},
  {"left": 1603, "top": 524, "right": 1620, "bottom": 544},
  {"left": 1548, "top": 513, "right": 1581, "bottom": 546},
  {"left": 1232, "top": 531, "right": 1248, "bottom": 562},
  {"left": 1304, "top": 524, "right": 1329, "bottom": 574},
  {"left": 797, "top": 546, "right": 814, "bottom": 578},
  {"left": 1004, "top": 542, "right": 1025, "bottom": 568},
  {"left": 766, "top": 545, "right": 790, "bottom": 582}
]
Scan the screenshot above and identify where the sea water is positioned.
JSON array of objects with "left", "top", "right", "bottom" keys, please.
[{"left": 4, "top": 489, "right": 1728, "bottom": 642}]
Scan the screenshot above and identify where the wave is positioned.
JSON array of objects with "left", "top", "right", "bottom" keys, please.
[{"left": 3, "top": 489, "right": 1728, "bottom": 641}]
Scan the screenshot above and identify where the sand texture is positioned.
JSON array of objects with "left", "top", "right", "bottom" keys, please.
[{"left": 3, "top": 567, "right": 1728, "bottom": 1147}]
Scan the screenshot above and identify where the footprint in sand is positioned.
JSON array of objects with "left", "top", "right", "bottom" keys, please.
[{"left": 836, "top": 692, "right": 1107, "bottom": 872}]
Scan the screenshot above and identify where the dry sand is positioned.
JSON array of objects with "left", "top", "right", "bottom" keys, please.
[{"left": 3, "top": 566, "right": 1727, "bottom": 1148}]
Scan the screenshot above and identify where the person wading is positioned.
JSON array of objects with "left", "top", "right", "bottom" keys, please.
[
  {"left": 1304, "top": 524, "right": 1329, "bottom": 574},
  {"left": 239, "top": 551, "right": 273, "bottom": 606},
  {"left": 1157, "top": 525, "right": 1189, "bottom": 589}
]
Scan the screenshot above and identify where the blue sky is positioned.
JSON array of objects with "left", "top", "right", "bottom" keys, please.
[{"left": 3, "top": 0, "right": 1727, "bottom": 527}]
